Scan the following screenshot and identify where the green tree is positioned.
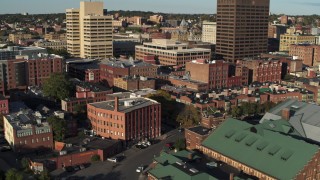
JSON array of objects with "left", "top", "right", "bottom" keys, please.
[
  {"left": 47, "top": 116, "right": 67, "bottom": 141},
  {"left": 91, "top": 154, "right": 100, "bottom": 162},
  {"left": 174, "top": 138, "right": 186, "bottom": 151},
  {"left": 42, "top": 73, "right": 73, "bottom": 101},
  {"left": 176, "top": 105, "right": 200, "bottom": 127},
  {"left": 231, "top": 106, "right": 243, "bottom": 118},
  {"left": 20, "top": 158, "right": 30, "bottom": 171},
  {"left": 147, "top": 90, "right": 179, "bottom": 126},
  {"left": 5, "top": 169, "right": 23, "bottom": 180},
  {"left": 38, "top": 168, "right": 50, "bottom": 180}
]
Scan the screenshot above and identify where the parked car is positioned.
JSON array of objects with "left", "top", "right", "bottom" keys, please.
[
  {"left": 0, "top": 146, "right": 11, "bottom": 152},
  {"left": 136, "top": 165, "right": 144, "bottom": 173},
  {"left": 79, "top": 164, "right": 86, "bottom": 170},
  {"left": 63, "top": 166, "right": 74, "bottom": 172},
  {"left": 107, "top": 157, "right": 118, "bottom": 163},
  {"left": 206, "top": 161, "right": 218, "bottom": 169},
  {"left": 73, "top": 165, "right": 80, "bottom": 171},
  {"left": 165, "top": 142, "right": 173, "bottom": 147}
]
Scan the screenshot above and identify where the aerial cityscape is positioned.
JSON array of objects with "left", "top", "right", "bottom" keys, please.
[{"left": 1, "top": 0, "right": 320, "bottom": 179}]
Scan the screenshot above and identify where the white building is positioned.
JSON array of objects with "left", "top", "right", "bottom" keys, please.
[{"left": 202, "top": 21, "right": 216, "bottom": 44}]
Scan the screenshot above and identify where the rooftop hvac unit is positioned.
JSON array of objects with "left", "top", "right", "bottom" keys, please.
[{"left": 59, "top": 151, "right": 67, "bottom": 156}]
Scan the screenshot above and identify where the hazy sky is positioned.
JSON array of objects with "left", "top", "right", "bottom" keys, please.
[{"left": 0, "top": 0, "right": 320, "bottom": 15}]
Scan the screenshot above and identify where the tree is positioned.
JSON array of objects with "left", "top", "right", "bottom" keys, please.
[
  {"left": 38, "top": 168, "right": 50, "bottom": 180},
  {"left": 5, "top": 169, "right": 23, "bottom": 180},
  {"left": 176, "top": 105, "right": 200, "bottom": 127},
  {"left": 231, "top": 106, "right": 243, "bottom": 118},
  {"left": 47, "top": 116, "right": 67, "bottom": 141},
  {"left": 91, "top": 154, "right": 100, "bottom": 162},
  {"left": 21, "top": 158, "right": 30, "bottom": 171},
  {"left": 174, "top": 138, "right": 186, "bottom": 151},
  {"left": 42, "top": 73, "right": 73, "bottom": 101}
]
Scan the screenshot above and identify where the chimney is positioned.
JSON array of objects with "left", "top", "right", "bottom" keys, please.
[
  {"left": 229, "top": 173, "right": 234, "bottom": 180},
  {"left": 114, "top": 97, "right": 119, "bottom": 112},
  {"left": 281, "top": 108, "right": 291, "bottom": 120},
  {"left": 187, "top": 153, "right": 194, "bottom": 160}
]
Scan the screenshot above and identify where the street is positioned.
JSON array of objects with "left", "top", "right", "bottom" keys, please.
[{"left": 51, "top": 129, "right": 184, "bottom": 180}]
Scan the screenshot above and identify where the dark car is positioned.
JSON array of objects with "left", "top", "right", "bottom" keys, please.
[
  {"left": 0, "top": 146, "right": 11, "bottom": 152},
  {"left": 63, "top": 166, "right": 74, "bottom": 172}
]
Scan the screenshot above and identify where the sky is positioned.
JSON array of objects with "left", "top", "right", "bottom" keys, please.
[{"left": 0, "top": 0, "right": 320, "bottom": 15}]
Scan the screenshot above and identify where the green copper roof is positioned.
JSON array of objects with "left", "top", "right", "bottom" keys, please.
[
  {"left": 149, "top": 164, "right": 217, "bottom": 180},
  {"left": 154, "top": 150, "right": 201, "bottom": 166},
  {"left": 202, "top": 118, "right": 319, "bottom": 180}
]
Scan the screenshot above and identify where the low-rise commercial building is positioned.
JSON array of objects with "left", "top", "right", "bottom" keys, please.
[
  {"left": 135, "top": 39, "right": 211, "bottom": 66},
  {"left": 61, "top": 82, "right": 112, "bottom": 113},
  {"left": 87, "top": 97, "right": 161, "bottom": 141},
  {"left": 34, "top": 40, "right": 67, "bottom": 51},
  {"left": 185, "top": 126, "right": 212, "bottom": 150},
  {"left": 99, "top": 59, "right": 158, "bottom": 87},
  {"left": 9, "top": 33, "right": 32, "bottom": 43}
]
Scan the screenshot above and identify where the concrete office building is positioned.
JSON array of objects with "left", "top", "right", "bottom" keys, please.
[
  {"left": 66, "top": 1, "right": 113, "bottom": 59},
  {"left": 87, "top": 97, "right": 161, "bottom": 141},
  {"left": 216, "top": 0, "right": 270, "bottom": 62},
  {"left": 202, "top": 21, "right": 216, "bottom": 44},
  {"left": 279, "top": 34, "right": 316, "bottom": 51},
  {"left": 135, "top": 39, "right": 211, "bottom": 66}
]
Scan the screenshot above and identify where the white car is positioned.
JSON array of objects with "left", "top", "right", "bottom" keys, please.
[
  {"left": 136, "top": 166, "right": 144, "bottom": 173},
  {"left": 107, "top": 157, "right": 118, "bottom": 163}
]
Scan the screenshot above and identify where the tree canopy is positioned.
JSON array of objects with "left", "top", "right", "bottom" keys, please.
[
  {"left": 42, "top": 73, "right": 73, "bottom": 101},
  {"left": 5, "top": 169, "right": 23, "bottom": 180},
  {"left": 176, "top": 105, "right": 201, "bottom": 127},
  {"left": 47, "top": 116, "right": 67, "bottom": 142}
]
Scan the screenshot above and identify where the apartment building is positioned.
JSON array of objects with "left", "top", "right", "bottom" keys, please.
[
  {"left": 216, "top": 0, "right": 270, "bottom": 62},
  {"left": 135, "top": 39, "right": 211, "bottom": 66},
  {"left": 280, "top": 34, "right": 316, "bottom": 51},
  {"left": 0, "top": 53, "right": 64, "bottom": 94},
  {"left": 202, "top": 21, "right": 216, "bottom": 44},
  {"left": 87, "top": 97, "right": 161, "bottom": 141},
  {"left": 66, "top": 1, "right": 113, "bottom": 59},
  {"left": 113, "top": 76, "right": 155, "bottom": 91},
  {"left": 44, "top": 33, "right": 66, "bottom": 41},
  {"left": 289, "top": 44, "right": 320, "bottom": 66},
  {"left": 4, "top": 109, "right": 53, "bottom": 153},
  {"left": 237, "top": 58, "right": 282, "bottom": 84}
]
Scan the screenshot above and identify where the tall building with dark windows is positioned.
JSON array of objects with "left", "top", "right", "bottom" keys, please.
[{"left": 216, "top": 0, "right": 270, "bottom": 62}]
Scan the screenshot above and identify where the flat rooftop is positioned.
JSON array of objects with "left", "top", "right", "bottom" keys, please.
[
  {"left": 187, "top": 126, "right": 212, "bottom": 136},
  {"left": 89, "top": 97, "right": 159, "bottom": 113},
  {"left": 101, "top": 59, "right": 154, "bottom": 68}
]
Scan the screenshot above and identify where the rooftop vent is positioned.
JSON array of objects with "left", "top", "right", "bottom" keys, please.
[
  {"left": 245, "top": 137, "right": 258, "bottom": 147},
  {"left": 235, "top": 133, "right": 247, "bottom": 142},
  {"left": 225, "top": 130, "right": 235, "bottom": 139},
  {"left": 268, "top": 145, "right": 281, "bottom": 156},
  {"left": 256, "top": 141, "right": 268, "bottom": 151},
  {"left": 281, "top": 150, "right": 293, "bottom": 161},
  {"left": 189, "top": 168, "right": 199, "bottom": 174}
]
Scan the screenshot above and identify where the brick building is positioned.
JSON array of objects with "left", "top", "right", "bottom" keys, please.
[
  {"left": 199, "top": 118, "right": 320, "bottom": 180},
  {"left": 0, "top": 95, "right": 9, "bottom": 114},
  {"left": 99, "top": 59, "right": 158, "bottom": 87},
  {"left": 87, "top": 97, "right": 161, "bottom": 141},
  {"left": 61, "top": 82, "right": 113, "bottom": 113},
  {"left": 113, "top": 76, "right": 155, "bottom": 91},
  {"left": 237, "top": 58, "right": 282, "bottom": 84},
  {"left": 67, "top": 60, "right": 100, "bottom": 83},
  {"left": 289, "top": 44, "right": 320, "bottom": 66},
  {"left": 185, "top": 126, "right": 212, "bottom": 150},
  {"left": 3, "top": 109, "right": 53, "bottom": 153},
  {"left": 0, "top": 54, "right": 64, "bottom": 94}
]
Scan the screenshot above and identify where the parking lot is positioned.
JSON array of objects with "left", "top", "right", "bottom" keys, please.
[{"left": 51, "top": 128, "right": 184, "bottom": 180}]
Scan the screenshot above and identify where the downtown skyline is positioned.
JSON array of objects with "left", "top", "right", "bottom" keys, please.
[{"left": 0, "top": 0, "right": 320, "bottom": 15}]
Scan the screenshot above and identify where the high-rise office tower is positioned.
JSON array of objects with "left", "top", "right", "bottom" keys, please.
[
  {"left": 66, "top": 1, "right": 113, "bottom": 59},
  {"left": 216, "top": 0, "right": 270, "bottom": 62}
]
